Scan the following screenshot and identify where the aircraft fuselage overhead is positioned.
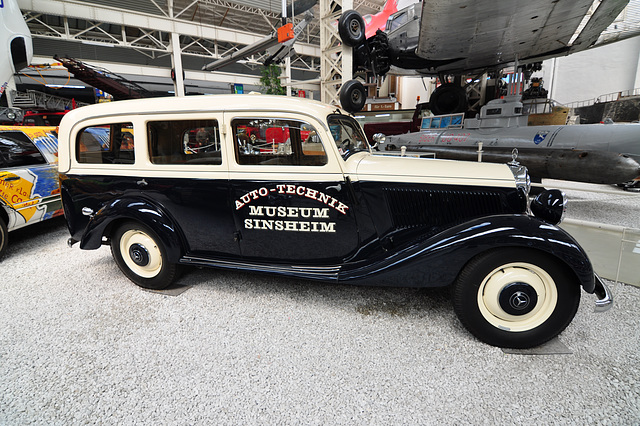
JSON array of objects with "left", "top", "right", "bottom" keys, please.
[{"left": 339, "top": 0, "right": 633, "bottom": 114}]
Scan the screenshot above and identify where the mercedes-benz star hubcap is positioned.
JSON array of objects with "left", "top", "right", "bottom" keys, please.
[
  {"left": 129, "top": 243, "right": 150, "bottom": 267},
  {"left": 499, "top": 283, "right": 538, "bottom": 316}
]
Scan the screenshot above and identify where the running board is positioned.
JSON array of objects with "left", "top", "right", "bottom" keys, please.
[{"left": 180, "top": 256, "right": 341, "bottom": 281}]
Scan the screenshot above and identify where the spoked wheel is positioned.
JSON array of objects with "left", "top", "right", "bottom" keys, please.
[
  {"left": 0, "top": 217, "right": 8, "bottom": 260},
  {"left": 338, "top": 10, "right": 366, "bottom": 47},
  {"left": 453, "top": 248, "right": 581, "bottom": 348},
  {"left": 111, "top": 221, "right": 177, "bottom": 289},
  {"left": 340, "top": 79, "right": 367, "bottom": 113}
]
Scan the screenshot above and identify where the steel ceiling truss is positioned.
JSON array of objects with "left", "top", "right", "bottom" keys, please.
[
  {"left": 18, "top": 0, "right": 384, "bottom": 94},
  {"left": 22, "top": 10, "right": 318, "bottom": 73},
  {"left": 19, "top": 0, "right": 323, "bottom": 71}
]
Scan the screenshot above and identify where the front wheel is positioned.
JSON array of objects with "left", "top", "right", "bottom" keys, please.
[
  {"left": 111, "top": 221, "right": 177, "bottom": 289},
  {"left": 452, "top": 248, "right": 580, "bottom": 348}
]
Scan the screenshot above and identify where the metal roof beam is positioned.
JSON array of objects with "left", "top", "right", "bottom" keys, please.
[{"left": 18, "top": 0, "right": 320, "bottom": 58}]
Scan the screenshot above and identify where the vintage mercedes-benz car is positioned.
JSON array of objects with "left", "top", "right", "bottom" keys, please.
[
  {"left": 57, "top": 94, "right": 611, "bottom": 348},
  {"left": 0, "top": 125, "right": 63, "bottom": 258}
]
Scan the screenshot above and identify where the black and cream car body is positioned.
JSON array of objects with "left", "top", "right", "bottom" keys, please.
[{"left": 58, "top": 94, "right": 611, "bottom": 348}]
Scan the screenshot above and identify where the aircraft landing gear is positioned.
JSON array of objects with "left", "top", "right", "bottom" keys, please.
[
  {"left": 429, "top": 82, "right": 468, "bottom": 115},
  {"left": 340, "top": 79, "right": 367, "bottom": 114},
  {"left": 338, "top": 10, "right": 366, "bottom": 47}
]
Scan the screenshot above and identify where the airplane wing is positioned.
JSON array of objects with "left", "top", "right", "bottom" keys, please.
[
  {"left": 203, "top": 12, "right": 313, "bottom": 72},
  {"left": 415, "top": 0, "right": 629, "bottom": 73},
  {"left": 202, "top": 32, "right": 279, "bottom": 72},
  {"left": 578, "top": 0, "right": 640, "bottom": 48}
]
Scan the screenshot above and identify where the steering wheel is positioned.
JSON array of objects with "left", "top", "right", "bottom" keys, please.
[{"left": 340, "top": 139, "right": 351, "bottom": 155}]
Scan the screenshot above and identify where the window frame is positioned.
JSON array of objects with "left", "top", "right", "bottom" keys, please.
[
  {"left": 231, "top": 116, "right": 329, "bottom": 167},
  {"left": 75, "top": 121, "right": 135, "bottom": 165},
  {"left": 147, "top": 118, "right": 223, "bottom": 166}
]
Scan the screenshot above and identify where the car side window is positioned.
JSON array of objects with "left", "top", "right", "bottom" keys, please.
[
  {"left": 0, "top": 132, "right": 46, "bottom": 168},
  {"left": 148, "top": 119, "right": 222, "bottom": 165},
  {"left": 76, "top": 123, "right": 134, "bottom": 164},
  {"left": 232, "top": 118, "right": 327, "bottom": 166}
]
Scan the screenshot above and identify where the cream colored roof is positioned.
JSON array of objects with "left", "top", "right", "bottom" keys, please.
[{"left": 60, "top": 93, "right": 343, "bottom": 126}]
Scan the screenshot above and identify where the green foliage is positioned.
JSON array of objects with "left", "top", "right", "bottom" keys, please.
[{"left": 260, "top": 64, "right": 286, "bottom": 95}]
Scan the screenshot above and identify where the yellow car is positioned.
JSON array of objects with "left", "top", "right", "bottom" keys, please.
[{"left": 0, "top": 126, "right": 62, "bottom": 258}]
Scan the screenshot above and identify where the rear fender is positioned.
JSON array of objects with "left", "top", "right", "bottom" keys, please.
[{"left": 79, "top": 198, "right": 183, "bottom": 263}]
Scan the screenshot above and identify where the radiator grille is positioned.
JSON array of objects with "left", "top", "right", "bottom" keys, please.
[{"left": 384, "top": 188, "right": 506, "bottom": 229}]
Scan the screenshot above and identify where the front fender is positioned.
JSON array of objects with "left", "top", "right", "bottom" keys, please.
[
  {"left": 341, "top": 215, "right": 596, "bottom": 293},
  {"left": 79, "top": 197, "right": 183, "bottom": 263}
]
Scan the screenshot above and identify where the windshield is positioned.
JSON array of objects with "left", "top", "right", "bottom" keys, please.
[{"left": 327, "top": 114, "right": 370, "bottom": 160}]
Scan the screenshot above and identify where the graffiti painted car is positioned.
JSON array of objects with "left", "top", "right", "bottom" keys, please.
[
  {"left": 0, "top": 126, "right": 63, "bottom": 258},
  {"left": 58, "top": 94, "right": 611, "bottom": 348}
]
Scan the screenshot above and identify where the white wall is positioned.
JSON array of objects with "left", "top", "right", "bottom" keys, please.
[
  {"left": 398, "top": 76, "right": 435, "bottom": 109},
  {"left": 542, "top": 35, "right": 640, "bottom": 105}
]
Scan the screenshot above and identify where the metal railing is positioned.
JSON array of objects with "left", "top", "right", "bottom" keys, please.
[
  {"left": 565, "top": 87, "right": 640, "bottom": 108},
  {"left": 8, "top": 90, "right": 88, "bottom": 111}
]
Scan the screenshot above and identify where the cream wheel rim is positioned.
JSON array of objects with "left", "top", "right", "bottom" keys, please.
[
  {"left": 120, "top": 229, "right": 162, "bottom": 278},
  {"left": 477, "top": 262, "right": 558, "bottom": 332}
]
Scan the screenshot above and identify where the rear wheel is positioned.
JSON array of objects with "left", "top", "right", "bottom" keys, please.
[
  {"left": 0, "top": 217, "right": 8, "bottom": 260},
  {"left": 111, "top": 221, "right": 177, "bottom": 289},
  {"left": 452, "top": 248, "right": 580, "bottom": 348}
]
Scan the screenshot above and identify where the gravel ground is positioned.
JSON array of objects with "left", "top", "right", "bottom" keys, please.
[{"left": 1, "top": 184, "right": 639, "bottom": 425}]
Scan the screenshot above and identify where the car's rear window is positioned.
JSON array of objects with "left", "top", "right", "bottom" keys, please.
[{"left": 76, "top": 123, "right": 134, "bottom": 164}]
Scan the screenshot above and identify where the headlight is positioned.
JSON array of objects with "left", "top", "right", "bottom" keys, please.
[{"left": 531, "top": 189, "right": 567, "bottom": 225}]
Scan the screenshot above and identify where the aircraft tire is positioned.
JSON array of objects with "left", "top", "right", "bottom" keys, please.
[
  {"left": 429, "top": 83, "right": 467, "bottom": 115},
  {"left": 340, "top": 79, "right": 367, "bottom": 113},
  {"left": 338, "top": 10, "right": 366, "bottom": 47}
]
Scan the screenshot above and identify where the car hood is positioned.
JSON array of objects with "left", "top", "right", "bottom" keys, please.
[{"left": 352, "top": 153, "right": 517, "bottom": 188}]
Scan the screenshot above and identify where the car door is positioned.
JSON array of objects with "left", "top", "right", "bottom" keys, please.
[
  {"left": 0, "top": 128, "right": 61, "bottom": 230},
  {"left": 143, "top": 115, "right": 241, "bottom": 258},
  {"left": 226, "top": 113, "right": 359, "bottom": 263}
]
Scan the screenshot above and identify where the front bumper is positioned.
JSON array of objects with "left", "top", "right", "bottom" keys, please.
[{"left": 593, "top": 274, "right": 613, "bottom": 313}]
